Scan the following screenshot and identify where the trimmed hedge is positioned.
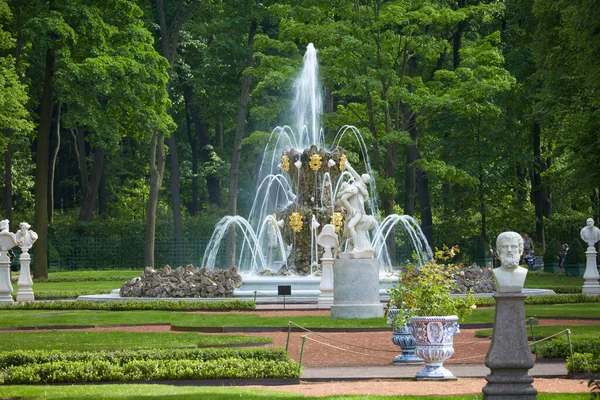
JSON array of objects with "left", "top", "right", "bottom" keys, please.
[
  {"left": 0, "top": 348, "right": 290, "bottom": 369},
  {"left": 473, "top": 293, "right": 600, "bottom": 307},
  {"left": 568, "top": 353, "right": 600, "bottom": 374},
  {"left": 1, "top": 358, "right": 300, "bottom": 384},
  {"left": 538, "top": 338, "right": 600, "bottom": 359},
  {"left": 0, "top": 348, "right": 300, "bottom": 384},
  {"left": 0, "top": 299, "right": 256, "bottom": 311}
]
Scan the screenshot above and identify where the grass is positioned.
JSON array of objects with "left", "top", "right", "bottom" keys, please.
[
  {"left": 475, "top": 324, "right": 600, "bottom": 340},
  {"left": 525, "top": 274, "right": 584, "bottom": 288},
  {"left": 12, "top": 280, "right": 126, "bottom": 293},
  {"left": 0, "top": 303, "right": 598, "bottom": 330},
  {"left": 0, "top": 331, "right": 270, "bottom": 352},
  {"left": 0, "top": 385, "right": 589, "bottom": 399}
]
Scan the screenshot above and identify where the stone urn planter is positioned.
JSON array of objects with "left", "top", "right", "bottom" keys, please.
[
  {"left": 386, "top": 308, "right": 423, "bottom": 364},
  {"left": 410, "top": 315, "right": 460, "bottom": 380}
]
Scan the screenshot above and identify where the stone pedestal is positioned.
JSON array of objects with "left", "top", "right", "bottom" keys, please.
[
  {"left": 0, "top": 252, "right": 13, "bottom": 303},
  {"left": 582, "top": 246, "right": 600, "bottom": 295},
  {"left": 16, "top": 251, "right": 34, "bottom": 302},
  {"left": 317, "top": 257, "right": 334, "bottom": 309},
  {"left": 482, "top": 293, "right": 537, "bottom": 399},
  {"left": 330, "top": 258, "right": 383, "bottom": 319}
]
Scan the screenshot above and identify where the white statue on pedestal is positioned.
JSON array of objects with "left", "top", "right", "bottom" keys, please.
[
  {"left": 580, "top": 218, "right": 600, "bottom": 247},
  {"left": 0, "top": 219, "right": 17, "bottom": 303},
  {"left": 336, "top": 162, "right": 375, "bottom": 258},
  {"left": 317, "top": 224, "right": 338, "bottom": 309},
  {"left": 15, "top": 222, "right": 37, "bottom": 302},
  {"left": 580, "top": 218, "right": 600, "bottom": 295},
  {"left": 493, "top": 231, "right": 528, "bottom": 293}
]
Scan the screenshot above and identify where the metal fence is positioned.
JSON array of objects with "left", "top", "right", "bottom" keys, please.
[{"left": 47, "top": 236, "right": 214, "bottom": 270}]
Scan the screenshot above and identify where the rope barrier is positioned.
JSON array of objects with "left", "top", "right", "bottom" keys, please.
[
  {"left": 528, "top": 329, "right": 570, "bottom": 346},
  {"left": 303, "top": 335, "right": 394, "bottom": 362},
  {"left": 288, "top": 321, "right": 398, "bottom": 353}
]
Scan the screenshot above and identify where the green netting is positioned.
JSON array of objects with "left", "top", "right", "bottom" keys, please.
[{"left": 47, "top": 236, "right": 212, "bottom": 270}]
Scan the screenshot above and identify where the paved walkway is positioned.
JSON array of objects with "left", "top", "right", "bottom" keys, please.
[{"left": 301, "top": 362, "right": 568, "bottom": 380}]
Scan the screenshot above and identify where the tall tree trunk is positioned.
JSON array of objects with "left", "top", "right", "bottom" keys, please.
[
  {"left": 144, "top": 0, "right": 199, "bottom": 267},
  {"left": 532, "top": 120, "right": 545, "bottom": 248},
  {"left": 183, "top": 82, "right": 200, "bottom": 214},
  {"left": 49, "top": 102, "right": 61, "bottom": 222},
  {"left": 33, "top": 46, "right": 55, "bottom": 279},
  {"left": 98, "top": 168, "right": 107, "bottom": 216},
  {"left": 144, "top": 133, "right": 166, "bottom": 267},
  {"left": 4, "top": 0, "right": 24, "bottom": 221},
  {"left": 402, "top": 57, "right": 419, "bottom": 216},
  {"left": 167, "top": 133, "right": 184, "bottom": 265},
  {"left": 4, "top": 131, "right": 13, "bottom": 221},
  {"left": 72, "top": 127, "right": 88, "bottom": 193},
  {"left": 417, "top": 161, "right": 433, "bottom": 247},
  {"left": 79, "top": 147, "right": 105, "bottom": 221},
  {"left": 227, "top": 4, "right": 258, "bottom": 267}
]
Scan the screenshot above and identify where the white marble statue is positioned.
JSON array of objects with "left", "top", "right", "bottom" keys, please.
[
  {"left": 0, "top": 219, "right": 9, "bottom": 233},
  {"left": 580, "top": 218, "right": 600, "bottom": 248},
  {"left": 493, "top": 231, "right": 528, "bottom": 293},
  {"left": 336, "top": 162, "right": 375, "bottom": 258},
  {"left": 16, "top": 222, "right": 38, "bottom": 252}
]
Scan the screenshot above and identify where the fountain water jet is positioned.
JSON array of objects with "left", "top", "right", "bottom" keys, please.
[{"left": 201, "top": 43, "right": 433, "bottom": 297}]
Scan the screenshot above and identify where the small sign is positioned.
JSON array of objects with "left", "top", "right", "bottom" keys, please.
[{"left": 278, "top": 285, "right": 291, "bottom": 296}]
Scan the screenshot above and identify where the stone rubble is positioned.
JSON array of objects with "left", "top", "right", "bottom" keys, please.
[
  {"left": 454, "top": 264, "right": 495, "bottom": 294},
  {"left": 119, "top": 265, "right": 242, "bottom": 298}
]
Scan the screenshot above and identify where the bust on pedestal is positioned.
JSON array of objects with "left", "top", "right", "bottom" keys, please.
[
  {"left": 580, "top": 218, "right": 600, "bottom": 295},
  {"left": 16, "top": 222, "right": 38, "bottom": 302},
  {"left": 483, "top": 231, "right": 537, "bottom": 399},
  {"left": 330, "top": 163, "right": 382, "bottom": 319}
]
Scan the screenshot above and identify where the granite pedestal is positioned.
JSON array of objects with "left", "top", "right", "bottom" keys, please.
[
  {"left": 330, "top": 258, "right": 383, "bottom": 319},
  {"left": 482, "top": 292, "right": 537, "bottom": 399}
]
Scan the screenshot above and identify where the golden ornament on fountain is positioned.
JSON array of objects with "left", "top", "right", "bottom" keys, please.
[
  {"left": 331, "top": 212, "right": 344, "bottom": 232},
  {"left": 281, "top": 155, "right": 290, "bottom": 172},
  {"left": 289, "top": 212, "right": 304, "bottom": 233},
  {"left": 309, "top": 153, "right": 322, "bottom": 171}
]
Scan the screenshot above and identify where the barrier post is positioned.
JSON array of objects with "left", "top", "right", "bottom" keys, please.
[
  {"left": 286, "top": 322, "right": 292, "bottom": 352},
  {"left": 298, "top": 335, "right": 307, "bottom": 375},
  {"left": 566, "top": 329, "right": 574, "bottom": 362},
  {"left": 528, "top": 317, "right": 538, "bottom": 358}
]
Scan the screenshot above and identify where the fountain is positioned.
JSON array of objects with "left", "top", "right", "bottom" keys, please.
[{"left": 200, "top": 43, "right": 433, "bottom": 299}]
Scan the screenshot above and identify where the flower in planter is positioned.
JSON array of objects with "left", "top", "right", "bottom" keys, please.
[{"left": 387, "top": 245, "right": 476, "bottom": 328}]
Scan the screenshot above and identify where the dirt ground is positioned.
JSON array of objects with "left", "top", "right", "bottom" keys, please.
[{"left": 72, "top": 309, "right": 597, "bottom": 397}]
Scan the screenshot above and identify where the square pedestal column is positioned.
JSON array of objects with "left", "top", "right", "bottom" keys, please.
[
  {"left": 482, "top": 293, "right": 537, "bottom": 399},
  {"left": 330, "top": 258, "right": 383, "bottom": 319}
]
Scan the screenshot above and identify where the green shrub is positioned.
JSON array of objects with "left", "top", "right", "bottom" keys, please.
[
  {"left": 567, "top": 239, "right": 586, "bottom": 264},
  {"left": 567, "top": 352, "right": 600, "bottom": 373},
  {"left": 473, "top": 293, "right": 598, "bottom": 307},
  {"left": 0, "top": 299, "right": 256, "bottom": 312},
  {"left": 538, "top": 338, "right": 600, "bottom": 359},
  {"left": 543, "top": 238, "right": 562, "bottom": 265},
  {"left": 1, "top": 358, "right": 300, "bottom": 384},
  {"left": 0, "top": 348, "right": 290, "bottom": 369}
]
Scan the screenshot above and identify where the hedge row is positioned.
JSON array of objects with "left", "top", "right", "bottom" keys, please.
[
  {"left": 568, "top": 353, "right": 600, "bottom": 374},
  {"left": 0, "top": 348, "right": 289, "bottom": 369},
  {"left": 1, "top": 357, "right": 300, "bottom": 384},
  {"left": 473, "top": 293, "right": 600, "bottom": 307},
  {"left": 0, "top": 299, "right": 256, "bottom": 311},
  {"left": 537, "top": 338, "right": 600, "bottom": 359}
]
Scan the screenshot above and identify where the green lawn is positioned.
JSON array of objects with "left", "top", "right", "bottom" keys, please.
[
  {"left": 0, "top": 331, "right": 270, "bottom": 352},
  {"left": 0, "top": 385, "right": 589, "bottom": 399},
  {"left": 475, "top": 324, "right": 600, "bottom": 340},
  {"left": 12, "top": 280, "right": 126, "bottom": 293},
  {"left": 525, "top": 274, "right": 584, "bottom": 288}
]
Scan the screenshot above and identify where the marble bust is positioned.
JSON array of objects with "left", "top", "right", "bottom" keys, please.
[
  {"left": 580, "top": 218, "right": 600, "bottom": 248},
  {"left": 493, "top": 231, "right": 528, "bottom": 293},
  {"left": 16, "top": 222, "right": 37, "bottom": 252}
]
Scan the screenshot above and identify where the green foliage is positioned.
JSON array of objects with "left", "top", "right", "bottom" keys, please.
[
  {"left": 567, "top": 353, "right": 600, "bottom": 374},
  {"left": 543, "top": 238, "right": 562, "bottom": 264},
  {"left": 0, "top": 299, "right": 256, "bottom": 312},
  {"left": 566, "top": 238, "right": 585, "bottom": 264},
  {"left": 473, "top": 293, "right": 599, "bottom": 307},
  {"left": 0, "top": 355, "right": 300, "bottom": 384},
  {"left": 387, "top": 246, "right": 475, "bottom": 327},
  {"left": 539, "top": 339, "right": 600, "bottom": 360}
]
